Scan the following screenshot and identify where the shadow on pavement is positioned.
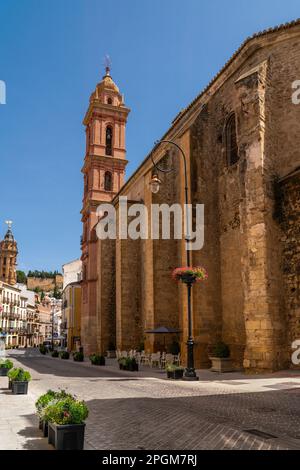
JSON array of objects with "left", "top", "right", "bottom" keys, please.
[{"left": 83, "top": 389, "right": 300, "bottom": 450}]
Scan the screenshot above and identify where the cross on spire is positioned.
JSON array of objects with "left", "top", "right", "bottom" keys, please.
[
  {"left": 5, "top": 220, "right": 13, "bottom": 230},
  {"left": 104, "top": 54, "right": 112, "bottom": 76}
]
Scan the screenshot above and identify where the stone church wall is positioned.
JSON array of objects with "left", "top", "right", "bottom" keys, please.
[{"left": 277, "top": 173, "right": 300, "bottom": 366}]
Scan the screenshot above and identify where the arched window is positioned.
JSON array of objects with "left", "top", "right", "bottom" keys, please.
[
  {"left": 225, "top": 113, "right": 239, "bottom": 166},
  {"left": 107, "top": 97, "right": 112, "bottom": 105},
  {"left": 104, "top": 171, "right": 113, "bottom": 191},
  {"left": 106, "top": 126, "right": 113, "bottom": 155}
]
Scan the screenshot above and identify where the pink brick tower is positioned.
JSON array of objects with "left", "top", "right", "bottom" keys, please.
[{"left": 81, "top": 63, "right": 130, "bottom": 354}]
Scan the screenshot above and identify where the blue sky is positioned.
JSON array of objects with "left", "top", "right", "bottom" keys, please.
[{"left": 0, "top": 0, "right": 299, "bottom": 272}]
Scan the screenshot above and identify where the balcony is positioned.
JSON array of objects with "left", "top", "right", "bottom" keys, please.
[
  {"left": 1, "top": 312, "right": 19, "bottom": 320},
  {"left": 2, "top": 327, "right": 18, "bottom": 334}
]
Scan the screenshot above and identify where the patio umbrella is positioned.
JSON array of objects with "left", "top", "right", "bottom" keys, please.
[{"left": 144, "top": 326, "right": 181, "bottom": 350}]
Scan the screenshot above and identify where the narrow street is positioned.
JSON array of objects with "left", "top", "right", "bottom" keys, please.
[{"left": 1, "top": 349, "right": 300, "bottom": 450}]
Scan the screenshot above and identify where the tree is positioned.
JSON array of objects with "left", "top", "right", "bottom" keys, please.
[
  {"left": 16, "top": 270, "right": 27, "bottom": 284},
  {"left": 53, "top": 286, "right": 62, "bottom": 299}
]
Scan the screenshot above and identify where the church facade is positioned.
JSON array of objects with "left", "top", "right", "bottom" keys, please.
[{"left": 81, "top": 19, "right": 300, "bottom": 372}]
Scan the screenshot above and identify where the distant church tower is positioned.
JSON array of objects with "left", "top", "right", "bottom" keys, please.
[
  {"left": 0, "top": 221, "right": 18, "bottom": 285},
  {"left": 81, "top": 63, "right": 130, "bottom": 354}
]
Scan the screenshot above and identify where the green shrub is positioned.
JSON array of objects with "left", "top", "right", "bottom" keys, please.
[
  {"left": 60, "top": 351, "right": 70, "bottom": 360},
  {"left": 118, "top": 357, "right": 127, "bottom": 367},
  {"left": 73, "top": 352, "right": 84, "bottom": 362},
  {"left": 35, "top": 389, "right": 73, "bottom": 417},
  {"left": 8, "top": 367, "right": 31, "bottom": 382},
  {"left": 0, "top": 359, "right": 13, "bottom": 370},
  {"left": 35, "top": 390, "right": 57, "bottom": 415},
  {"left": 43, "top": 397, "right": 89, "bottom": 425},
  {"left": 118, "top": 357, "right": 138, "bottom": 371},
  {"left": 39, "top": 345, "right": 47, "bottom": 355},
  {"left": 90, "top": 354, "right": 105, "bottom": 365},
  {"left": 51, "top": 350, "right": 59, "bottom": 358},
  {"left": 125, "top": 357, "right": 137, "bottom": 367},
  {"left": 211, "top": 342, "right": 230, "bottom": 358},
  {"left": 165, "top": 363, "right": 184, "bottom": 372}
]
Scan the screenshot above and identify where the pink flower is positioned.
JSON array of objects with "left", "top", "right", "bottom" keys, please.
[{"left": 172, "top": 266, "right": 208, "bottom": 283}]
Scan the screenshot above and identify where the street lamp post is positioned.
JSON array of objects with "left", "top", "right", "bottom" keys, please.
[{"left": 150, "top": 139, "right": 199, "bottom": 381}]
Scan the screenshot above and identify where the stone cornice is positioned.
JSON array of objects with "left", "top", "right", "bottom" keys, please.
[
  {"left": 112, "top": 20, "right": 300, "bottom": 200},
  {"left": 83, "top": 103, "right": 130, "bottom": 126},
  {"left": 81, "top": 155, "right": 128, "bottom": 173}
]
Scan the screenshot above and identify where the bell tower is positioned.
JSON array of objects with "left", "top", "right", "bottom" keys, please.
[
  {"left": 81, "top": 63, "right": 130, "bottom": 354},
  {"left": 0, "top": 221, "right": 18, "bottom": 285}
]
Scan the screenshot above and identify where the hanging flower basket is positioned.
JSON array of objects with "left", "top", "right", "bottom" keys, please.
[{"left": 172, "top": 267, "right": 208, "bottom": 285}]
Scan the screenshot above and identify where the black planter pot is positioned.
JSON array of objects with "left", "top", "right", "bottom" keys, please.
[
  {"left": 90, "top": 358, "right": 105, "bottom": 366},
  {"left": 180, "top": 273, "right": 197, "bottom": 284},
  {"left": 42, "top": 420, "right": 48, "bottom": 438},
  {"left": 167, "top": 369, "right": 184, "bottom": 380},
  {"left": 0, "top": 368, "right": 8, "bottom": 376},
  {"left": 48, "top": 422, "right": 86, "bottom": 450},
  {"left": 128, "top": 363, "right": 139, "bottom": 372},
  {"left": 8, "top": 379, "right": 12, "bottom": 390},
  {"left": 11, "top": 381, "right": 29, "bottom": 394}
]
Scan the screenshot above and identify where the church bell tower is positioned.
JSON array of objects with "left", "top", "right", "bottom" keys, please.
[
  {"left": 81, "top": 62, "right": 130, "bottom": 354},
  {"left": 0, "top": 221, "right": 18, "bottom": 285}
]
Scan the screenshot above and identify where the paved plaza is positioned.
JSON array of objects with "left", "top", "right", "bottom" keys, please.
[{"left": 1, "top": 349, "right": 300, "bottom": 450}]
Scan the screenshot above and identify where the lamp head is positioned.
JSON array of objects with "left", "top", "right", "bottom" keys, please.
[{"left": 149, "top": 174, "right": 161, "bottom": 194}]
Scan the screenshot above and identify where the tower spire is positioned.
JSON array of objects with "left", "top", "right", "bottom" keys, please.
[
  {"left": 0, "top": 220, "right": 18, "bottom": 285},
  {"left": 104, "top": 54, "right": 111, "bottom": 77}
]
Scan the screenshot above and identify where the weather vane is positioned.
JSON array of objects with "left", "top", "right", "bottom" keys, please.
[
  {"left": 103, "top": 54, "right": 112, "bottom": 75},
  {"left": 5, "top": 220, "right": 13, "bottom": 230}
]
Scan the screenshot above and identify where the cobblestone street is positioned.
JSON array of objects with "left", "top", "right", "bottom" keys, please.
[{"left": 1, "top": 349, "right": 300, "bottom": 450}]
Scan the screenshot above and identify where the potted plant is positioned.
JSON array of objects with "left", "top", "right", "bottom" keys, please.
[
  {"left": 60, "top": 351, "right": 70, "bottom": 360},
  {"left": 89, "top": 354, "right": 105, "bottom": 366},
  {"left": 118, "top": 357, "right": 127, "bottom": 370},
  {"left": 8, "top": 367, "right": 31, "bottom": 394},
  {"left": 166, "top": 364, "right": 184, "bottom": 380},
  {"left": 124, "top": 357, "right": 138, "bottom": 372},
  {"left": 209, "top": 341, "right": 234, "bottom": 373},
  {"left": 106, "top": 342, "right": 116, "bottom": 358},
  {"left": 0, "top": 359, "right": 13, "bottom": 376},
  {"left": 36, "top": 390, "right": 57, "bottom": 437},
  {"left": 39, "top": 344, "right": 47, "bottom": 355},
  {"left": 36, "top": 389, "right": 73, "bottom": 437},
  {"left": 44, "top": 397, "right": 89, "bottom": 450},
  {"left": 117, "top": 357, "right": 138, "bottom": 371},
  {"left": 73, "top": 351, "right": 84, "bottom": 362},
  {"left": 51, "top": 350, "right": 59, "bottom": 358},
  {"left": 172, "top": 266, "right": 208, "bottom": 284}
]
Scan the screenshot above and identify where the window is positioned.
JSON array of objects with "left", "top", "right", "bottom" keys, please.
[
  {"left": 106, "top": 126, "right": 113, "bottom": 155},
  {"left": 107, "top": 97, "right": 112, "bottom": 105},
  {"left": 104, "top": 171, "right": 113, "bottom": 191},
  {"left": 225, "top": 113, "right": 239, "bottom": 166}
]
